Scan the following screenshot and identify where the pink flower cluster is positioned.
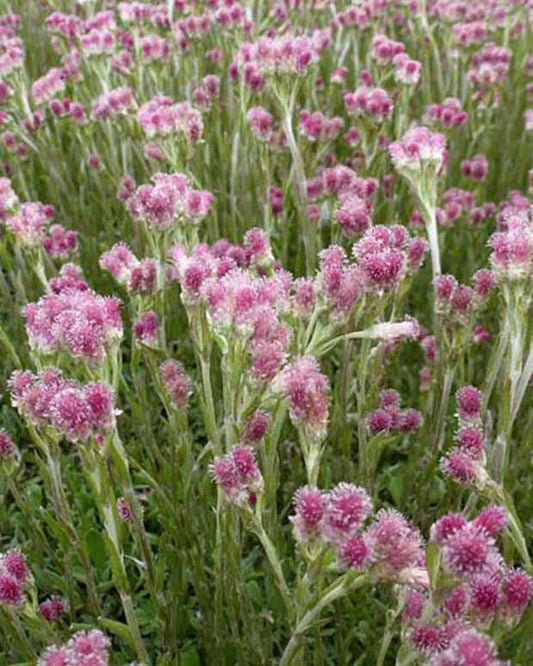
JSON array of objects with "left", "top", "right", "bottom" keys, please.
[
  {"left": 91, "top": 86, "right": 135, "bottom": 121},
  {"left": 126, "top": 173, "right": 213, "bottom": 231},
  {"left": 468, "top": 43, "right": 510, "bottom": 95},
  {"left": 42, "top": 224, "right": 78, "bottom": 260},
  {"left": 307, "top": 166, "right": 378, "bottom": 236},
  {"left": 490, "top": 204, "right": 533, "bottom": 279},
  {"left": 40, "top": 596, "right": 66, "bottom": 623},
  {"left": 193, "top": 74, "right": 220, "bottom": 111},
  {"left": 10, "top": 369, "right": 116, "bottom": 443},
  {"left": 236, "top": 33, "right": 325, "bottom": 83},
  {"left": 299, "top": 109, "right": 344, "bottom": 142},
  {"left": 100, "top": 243, "right": 159, "bottom": 294},
  {"left": 353, "top": 225, "right": 428, "bottom": 292},
  {"left": 133, "top": 311, "right": 159, "bottom": 346},
  {"left": 246, "top": 106, "right": 286, "bottom": 151},
  {"left": 440, "top": 386, "right": 487, "bottom": 487},
  {"left": 393, "top": 53, "right": 422, "bottom": 86},
  {"left": 425, "top": 98, "right": 469, "bottom": 130},
  {"left": 0, "top": 34, "right": 23, "bottom": 76},
  {"left": 405, "top": 508, "right": 531, "bottom": 662},
  {"left": 4, "top": 201, "right": 53, "bottom": 247},
  {"left": 344, "top": 86, "right": 393, "bottom": 123},
  {"left": 0, "top": 549, "right": 31, "bottom": 607},
  {"left": 371, "top": 34, "right": 405, "bottom": 65},
  {"left": 367, "top": 389, "right": 423, "bottom": 436},
  {"left": 49, "top": 263, "right": 89, "bottom": 295},
  {"left": 138, "top": 96, "right": 203, "bottom": 143},
  {"left": 291, "top": 486, "right": 426, "bottom": 583},
  {"left": 24, "top": 288, "right": 122, "bottom": 363},
  {"left": 32, "top": 67, "right": 66, "bottom": 105},
  {"left": 159, "top": 359, "right": 193, "bottom": 409},
  {"left": 0, "top": 176, "right": 17, "bottom": 220},
  {"left": 80, "top": 28, "right": 114, "bottom": 55},
  {"left": 279, "top": 357, "right": 330, "bottom": 439},
  {"left": 38, "top": 629, "right": 111, "bottom": 666},
  {"left": 461, "top": 154, "right": 489, "bottom": 182},
  {"left": 389, "top": 126, "right": 446, "bottom": 172},
  {"left": 211, "top": 446, "right": 263, "bottom": 506},
  {"left": 0, "top": 429, "right": 16, "bottom": 461},
  {"left": 434, "top": 271, "right": 494, "bottom": 324}
]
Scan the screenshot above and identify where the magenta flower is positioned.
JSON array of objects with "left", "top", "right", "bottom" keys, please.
[
  {"left": 40, "top": 597, "right": 66, "bottom": 623},
  {"left": 456, "top": 386, "right": 482, "bottom": 423},
  {"left": 389, "top": 126, "right": 446, "bottom": 173},
  {"left": 279, "top": 357, "right": 330, "bottom": 439},
  {"left": 323, "top": 483, "right": 372, "bottom": 543},
  {"left": 211, "top": 446, "right": 263, "bottom": 506},
  {"left": 159, "top": 360, "right": 192, "bottom": 410},
  {"left": 24, "top": 289, "right": 123, "bottom": 364},
  {"left": 127, "top": 173, "right": 212, "bottom": 231},
  {"left": 290, "top": 486, "right": 325, "bottom": 543}
]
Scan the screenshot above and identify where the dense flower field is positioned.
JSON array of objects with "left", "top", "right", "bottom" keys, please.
[{"left": 1, "top": 0, "right": 533, "bottom": 664}]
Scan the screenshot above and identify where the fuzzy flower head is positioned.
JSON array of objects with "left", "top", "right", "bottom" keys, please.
[
  {"left": 138, "top": 96, "right": 203, "bottom": 143},
  {"left": 159, "top": 360, "right": 193, "bottom": 410},
  {"left": 290, "top": 486, "right": 326, "bottom": 544},
  {"left": 429, "top": 628, "right": 501, "bottom": 666},
  {"left": 66, "top": 629, "right": 111, "bottom": 665},
  {"left": 364, "top": 510, "right": 426, "bottom": 584},
  {"left": 442, "top": 523, "right": 500, "bottom": 580},
  {"left": 24, "top": 289, "right": 123, "bottom": 365},
  {"left": 278, "top": 357, "right": 330, "bottom": 440},
  {"left": 40, "top": 597, "right": 66, "bottom": 623},
  {"left": 211, "top": 446, "right": 263, "bottom": 506},
  {"left": 0, "top": 549, "right": 31, "bottom": 607},
  {"left": 127, "top": 173, "right": 213, "bottom": 232},
  {"left": 0, "top": 429, "right": 19, "bottom": 474},
  {"left": 322, "top": 483, "right": 372, "bottom": 543},
  {"left": 389, "top": 126, "right": 446, "bottom": 174},
  {"left": 10, "top": 370, "right": 116, "bottom": 444},
  {"left": 5, "top": 201, "right": 51, "bottom": 247}
]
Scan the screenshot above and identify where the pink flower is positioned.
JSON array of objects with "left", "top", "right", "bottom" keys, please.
[
  {"left": 40, "top": 597, "right": 66, "bottom": 623},
  {"left": 38, "top": 646, "right": 69, "bottom": 666},
  {"left": 337, "top": 535, "right": 373, "bottom": 570},
  {"left": 323, "top": 483, "right": 372, "bottom": 542},
  {"left": 442, "top": 525, "right": 498, "bottom": 579},
  {"left": 6, "top": 201, "right": 50, "bottom": 247},
  {"left": 410, "top": 624, "right": 448, "bottom": 655},
  {"left": 0, "top": 429, "right": 16, "bottom": 459},
  {"left": 24, "top": 290, "right": 123, "bottom": 364},
  {"left": 430, "top": 514, "right": 468, "bottom": 546},
  {"left": 279, "top": 357, "right": 330, "bottom": 439},
  {"left": 133, "top": 312, "right": 159, "bottom": 347},
  {"left": 501, "top": 569, "right": 532, "bottom": 617},
  {"left": 364, "top": 509, "right": 425, "bottom": 582},
  {"left": 430, "top": 629, "right": 500, "bottom": 666},
  {"left": 91, "top": 86, "right": 135, "bottom": 121},
  {"left": 389, "top": 126, "right": 446, "bottom": 172},
  {"left": 290, "top": 486, "right": 325, "bottom": 543},
  {"left": 43, "top": 224, "right": 78, "bottom": 260},
  {"left": 127, "top": 173, "right": 212, "bottom": 230},
  {"left": 159, "top": 360, "right": 193, "bottom": 409},
  {"left": 472, "top": 506, "right": 507, "bottom": 538},
  {"left": 116, "top": 497, "right": 132, "bottom": 523},
  {"left": 138, "top": 97, "right": 203, "bottom": 143},
  {"left": 242, "top": 411, "right": 270, "bottom": 446},
  {"left": 456, "top": 386, "right": 482, "bottom": 423},
  {"left": 66, "top": 629, "right": 111, "bottom": 665},
  {"left": 211, "top": 446, "right": 263, "bottom": 505}
]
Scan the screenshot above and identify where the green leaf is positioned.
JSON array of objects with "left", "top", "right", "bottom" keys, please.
[
  {"left": 98, "top": 617, "right": 136, "bottom": 649},
  {"left": 426, "top": 542, "right": 441, "bottom": 590}
]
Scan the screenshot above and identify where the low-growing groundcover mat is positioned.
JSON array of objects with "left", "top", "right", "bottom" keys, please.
[{"left": 1, "top": 0, "right": 533, "bottom": 664}]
